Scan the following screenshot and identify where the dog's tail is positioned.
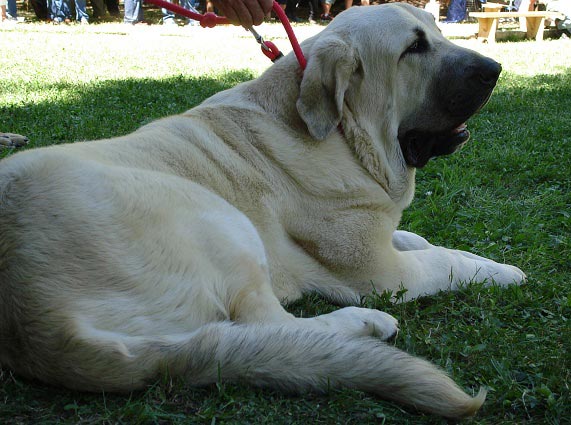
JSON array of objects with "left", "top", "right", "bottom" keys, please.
[{"left": 65, "top": 322, "right": 485, "bottom": 419}]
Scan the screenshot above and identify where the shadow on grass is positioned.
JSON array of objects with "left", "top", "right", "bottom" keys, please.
[
  {"left": 491, "top": 69, "right": 571, "bottom": 113},
  {"left": 0, "top": 69, "right": 256, "bottom": 153}
]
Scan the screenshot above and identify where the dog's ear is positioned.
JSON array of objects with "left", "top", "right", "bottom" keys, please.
[{"left": 297, "top": 36, "right": 360, "bottom": 140}]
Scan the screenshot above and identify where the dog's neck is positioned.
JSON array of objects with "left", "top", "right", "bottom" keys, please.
[
  {"left": 249, "top": 57, "right": 308, "bottom": 133},
  {"left": 249, "top": 53, "right": 415, "bottom": 207},
  {"left": 340, "top": 109, "right": 416, "bottom": 207}
]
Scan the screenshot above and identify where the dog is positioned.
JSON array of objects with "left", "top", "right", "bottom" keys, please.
[{"left": 0, "top": 4, "right": 525, "bottom": 419}]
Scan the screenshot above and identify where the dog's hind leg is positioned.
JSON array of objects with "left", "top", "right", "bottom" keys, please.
[
  {"left": 230, "top": 268, "right": 399, "bottom": 340},
  {"left": 194, "top": 204, "right": 400, "bottom": 341},
  {"left": 222, "top": 233, "right": 398, "bottom": 341}
]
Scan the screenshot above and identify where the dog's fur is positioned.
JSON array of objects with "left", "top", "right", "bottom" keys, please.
[{"left": 0, "top": 4, "right": 525, "bottom": 419}]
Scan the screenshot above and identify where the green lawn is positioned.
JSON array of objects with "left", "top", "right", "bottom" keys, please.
[{"left": 1, "top": 22, "right": 570, "bottom": 424}]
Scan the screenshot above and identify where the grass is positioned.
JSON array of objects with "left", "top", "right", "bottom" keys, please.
[{"left": 1, "top": 21, "right": 570, "bottom": 424}]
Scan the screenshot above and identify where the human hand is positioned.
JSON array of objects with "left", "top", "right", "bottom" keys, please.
[{"left": 213, "top": 0, "right": 273, "bottom": 27}]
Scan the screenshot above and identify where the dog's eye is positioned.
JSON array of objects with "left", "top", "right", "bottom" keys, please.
[
  {"left": 403, "top": 38, "right": 428, "bottom": 57},
  {"left": 408, "top": 41, "right": 420, "bottom": 52}
]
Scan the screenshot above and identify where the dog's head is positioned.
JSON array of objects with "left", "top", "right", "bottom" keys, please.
[{"left": 297, "top": 4, "right": 501, "bottom": 169}]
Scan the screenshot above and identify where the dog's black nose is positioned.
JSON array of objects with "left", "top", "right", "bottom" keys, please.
[{"left": 475, "top": 59, "right": 502, "bottom": 87}]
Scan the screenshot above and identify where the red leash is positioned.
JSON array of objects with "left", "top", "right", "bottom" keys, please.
[
  {"left": 144, "top": 0, "right": 306, "bottom": 70},
  {"left": 269, "top": 2, "right": 306, "bottom": 69}
]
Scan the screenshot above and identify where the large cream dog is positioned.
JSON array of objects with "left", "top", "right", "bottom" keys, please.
[{"left": 0, "top": 4, "right": 525, "bottom": 419}]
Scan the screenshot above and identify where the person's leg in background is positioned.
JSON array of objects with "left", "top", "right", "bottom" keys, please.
[
  {"left": 104, "top": 0, "right": 120, "bottom": 17},
  {"left": 180, "top": 0, "right": 200, "bottom": 26},
  {"left": 321, "top": 0, "right": 334, "bottom": 20},
  {"left": 74, "top": 0, "right": 89, "bottom": 23},
  {"left": 443, "top": 0, "right": 467, "bottom": 23},
  {"left": 285, "top": 0, "right": 298, "bottom": 22},
  {"left": 30, "top": 0, "right": 49, "bottom": 20},
  {"left": 1, "top": 0, "right": 7, "bottom": 22},
  {"left": 91, "top": 0, "right": 107, "bottom": 20},
  {"left": 161, "top": 0, "right": 177, "bottom": 25},
  {"left": 306, "top": 0, "right": 318, "bottom": 22},
  {"left": 6, "top": 0, "right": 16, "bottom": 19},
  {"left": 48, "top": 0, "right": 72, "bottom": 23},
  {"left": 124, "top": 0, "right": 144, "bottom": 23}
]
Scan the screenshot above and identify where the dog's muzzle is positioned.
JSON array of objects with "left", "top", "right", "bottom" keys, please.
[{"left": 399, "top": 54, "right": 502, "bottom": 168}]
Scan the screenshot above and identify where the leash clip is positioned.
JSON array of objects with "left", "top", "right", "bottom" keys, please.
[
  {"left": 248, "top": 27, "right": 269, "bottom": 52},
  {"left": 248, "top": 26, "right": 283, "bottom": 62}
]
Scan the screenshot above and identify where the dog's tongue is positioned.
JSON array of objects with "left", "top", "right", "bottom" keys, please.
[{"left": 452, "top": 123, "right": 468, "bottom": 135}]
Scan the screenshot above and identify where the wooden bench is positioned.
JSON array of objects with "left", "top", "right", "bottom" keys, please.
[
  {"left": 482, "top": 2, "right": 504, "bottom": 12},
  {"left": 469, "top": 11, "right": 562, "bottom": 43}
]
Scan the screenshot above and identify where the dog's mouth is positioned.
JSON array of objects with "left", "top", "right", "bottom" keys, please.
[
  {"left": 398, "top": 88, "right": 496, "bottom": 168},
  {"left": 449, "top": 122, "right": 471, "bottom": 147},
  {"left": 399, "top": 122, "right": 471, "bottom": 168}
]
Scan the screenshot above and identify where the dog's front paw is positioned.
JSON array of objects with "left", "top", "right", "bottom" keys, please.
[
  {"left": 471, "top": 259, "right": 527, "bottom": 287},
  {"left": 497, "top": 263, "right": 527, "bottom": 286},
  {"left": 453, "top": 250, "right": 526, "bottom": 287},
  {"left": 0, "top": 133, "right": 29, "bottom": 149}
]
